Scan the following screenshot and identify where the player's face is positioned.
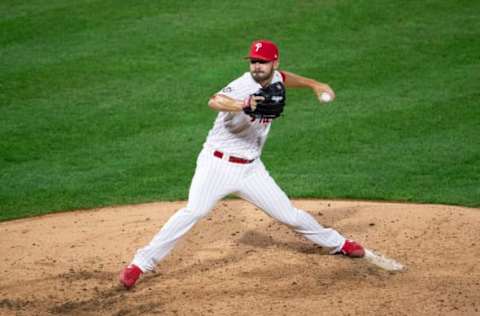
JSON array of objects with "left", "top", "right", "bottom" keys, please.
[{"left": 249, "top": 59, "right": 278, "bottom": 84}]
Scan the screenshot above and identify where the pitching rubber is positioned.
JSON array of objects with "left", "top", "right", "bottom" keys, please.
[{"left": 364, "top": 248, "right": 406, "bottom": 271}]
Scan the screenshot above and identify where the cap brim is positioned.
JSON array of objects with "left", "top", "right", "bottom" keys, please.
[{"left": 243, "top": 53, "right": 274, "bottom": 61}]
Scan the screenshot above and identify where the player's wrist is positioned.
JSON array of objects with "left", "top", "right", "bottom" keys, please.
[
  {"left": 242, "top": 96, "right": 252, "bottom": 109},
  {"left": 310, "top": 80, "right": 324, "bottom": 91}
]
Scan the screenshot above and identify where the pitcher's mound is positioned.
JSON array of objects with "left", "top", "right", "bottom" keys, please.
[{"left": 0, "top": 200, "right": 479, "bottom": 315}]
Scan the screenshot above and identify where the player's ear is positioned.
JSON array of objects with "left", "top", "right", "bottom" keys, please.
[{"left": 273, "top": 60, "right": 279, "bottom": 69}]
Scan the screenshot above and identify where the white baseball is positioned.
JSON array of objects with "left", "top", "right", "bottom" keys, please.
[{"left": 319, "top": 92, "right": 333, "bottom": 102}]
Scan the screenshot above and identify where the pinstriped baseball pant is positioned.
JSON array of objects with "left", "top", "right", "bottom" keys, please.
[{"left": 132, "top": 148, "right": 346, "bottom": 272}]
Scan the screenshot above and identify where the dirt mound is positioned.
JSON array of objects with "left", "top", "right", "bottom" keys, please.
[{"left": 0, "top": 200, "right": 479, "bottom": 315}]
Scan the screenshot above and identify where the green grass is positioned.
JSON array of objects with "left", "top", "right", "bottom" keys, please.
[{"left": 1, "top": 0, "right": 479, "bottom": 221}]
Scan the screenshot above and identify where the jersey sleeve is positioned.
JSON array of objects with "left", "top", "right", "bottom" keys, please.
[{"left": 216, "top": 74, "right": 251, "bottom": 100}]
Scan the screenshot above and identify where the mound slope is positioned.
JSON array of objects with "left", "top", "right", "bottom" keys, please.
[{"left": 0, "top": 200, "right": 479, "bottom": 315}]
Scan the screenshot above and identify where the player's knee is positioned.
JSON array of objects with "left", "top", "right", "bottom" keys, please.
[
  {"left": 282, "top": 208, "right": 305, "bottom": 228},
  {"left": 286, "top": 217, "right": 301, "bottom": 228},
  {"left": 272, "top": 209, "right": 301, "bottom": 228}
]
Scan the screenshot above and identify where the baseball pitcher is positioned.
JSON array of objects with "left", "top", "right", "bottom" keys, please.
[{"left": 120, "top": 40, "right": 365, "bottom": 289}]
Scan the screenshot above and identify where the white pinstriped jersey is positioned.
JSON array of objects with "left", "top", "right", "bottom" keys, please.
[
  {"left": 131, "top": 69, "right": 347, "bottom": 273},
  {"left": 203, "top": 71, "right": 284, "bottom": 160}
]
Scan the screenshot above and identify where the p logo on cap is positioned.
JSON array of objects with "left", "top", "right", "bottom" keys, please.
[{"left": 246, "top": 40, "right": 279, "bottom": 61}]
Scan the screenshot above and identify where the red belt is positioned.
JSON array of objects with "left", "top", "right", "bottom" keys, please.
[{"left": 213, "top": 150, "right": 254, "bottom": 164}]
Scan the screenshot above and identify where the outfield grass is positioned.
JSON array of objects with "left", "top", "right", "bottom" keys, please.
[{"left": 1, "top": 0, "right": 479, "bottom": 221}]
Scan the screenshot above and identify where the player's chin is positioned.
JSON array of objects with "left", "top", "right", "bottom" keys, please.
[{"left": 252, "top": 72, "right": 267, "bottom": 81}]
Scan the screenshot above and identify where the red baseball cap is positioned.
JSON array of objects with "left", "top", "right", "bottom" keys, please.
[{"left": 245, "top": 39, "right": 279, "bottom": 61}]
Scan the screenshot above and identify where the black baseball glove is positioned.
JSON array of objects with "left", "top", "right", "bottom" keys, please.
[{"left": 244, "top": 82, "right": 286, "bottom": 119}]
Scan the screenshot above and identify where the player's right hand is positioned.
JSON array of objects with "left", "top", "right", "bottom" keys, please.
[{"left": 243, "top": 95, "right": 265, "bottom": 111}]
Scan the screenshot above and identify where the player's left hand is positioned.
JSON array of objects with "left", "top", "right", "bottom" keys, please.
[{"left": 312, "top": 83, "right": 335, "bottom": 103}]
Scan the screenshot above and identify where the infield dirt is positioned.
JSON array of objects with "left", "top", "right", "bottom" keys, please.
[{"left": 1, "top": 200, "right": 479, "bottom": 315}]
